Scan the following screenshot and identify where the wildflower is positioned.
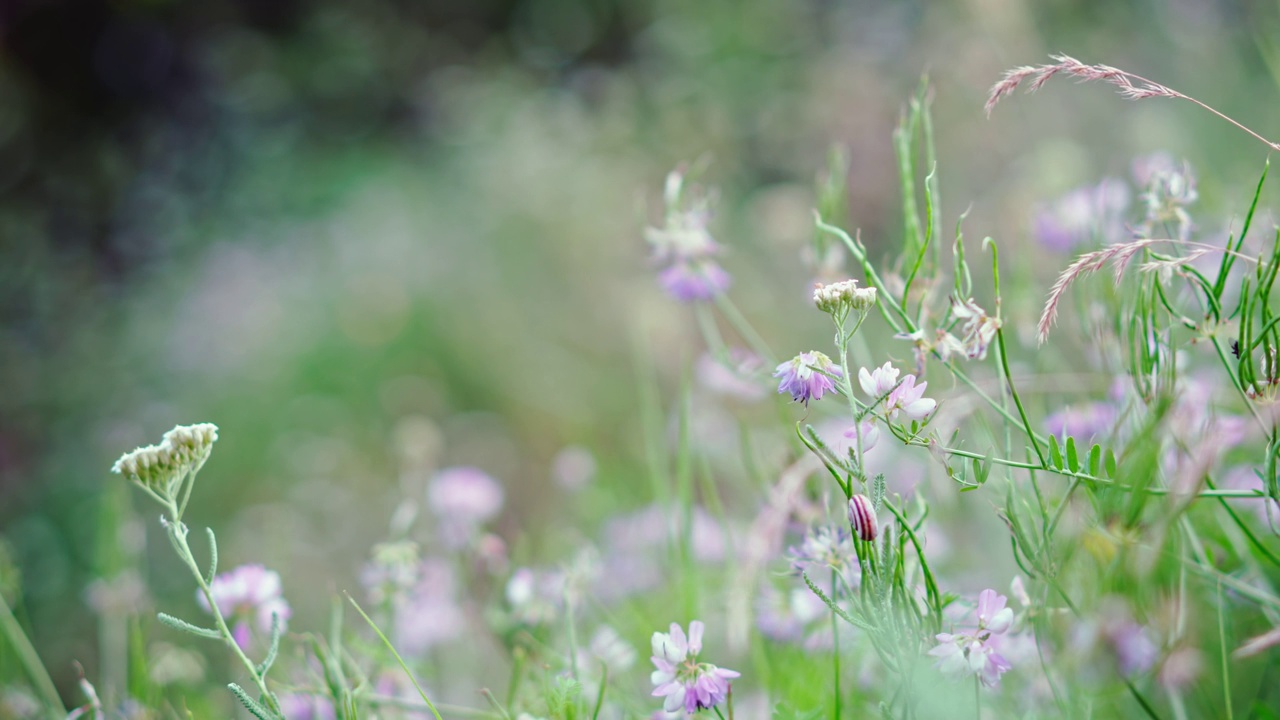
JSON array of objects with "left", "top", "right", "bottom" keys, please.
[
  {"left": 928, "top": 588, "right": 1015, "bottom": 688},
  {"left": 1032, "top": 178, "right": 1130, "bottom": 252},
  {"left": 277, "top": 694, "right": 337, "bottom": 720},
  {"left": 551, "top": 445, "right": 597, "bottom": 491},
  {"left": 197, "top": 564, "right": 290, "bottom": 650},
  {"left": 427, "top": 466, "right": 503, "bottom": 545},
  {"left": 647, "top": 169, "right": 730, "bottom": 302},
  {"left": 847, "top": 494, "right": 877, "bottom": 542},
  {"left": 585, "top": 625, "right": 638, "bottom": 672},
  {"left": 858, "top": 362, "right": 899, "bottom": 399},
  {"left": 697, "top": 349, "right": 767, "bottom": 401},
  {"left": 774, "top": 351, "right": 841, "bottom": 405},
  {"left": 813, "top": 279, "right": 877, "bottom": 316},
  {"left": 1043, "top": 402, "right": 1116, "bottom": 442},
  {"left": 394, "top": 558, "right": 465, "bottom": 655},
  {"left": 886, "top": 375, "right": 936, "bottom": 421},
  {"left": 841, "top": 421, "right": 879, "bottom": 454},
  {"left": 949, "top": 297, "right": 1001, "bottom": 360},
  {"left": 360, "top": 541, "right": 420, "bottom": 605},
  {"left": 755, "top": 583, "right": 828, "bottom": 643},
  {"left": 650, "top": 621, "right": 740, "bottom": 714},
  {"left": 658, "top": 260, "right": 732, "bottom": 302},
  {"left": 787, "top": 524, "right": 859, "bottom": 587},
  {"left": 111, "top": 423, "right": 219, "bottom": 498}
]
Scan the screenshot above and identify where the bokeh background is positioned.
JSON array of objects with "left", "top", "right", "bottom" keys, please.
[{"left": 4, "top": 0, "right": 1280, "bottom": 707}]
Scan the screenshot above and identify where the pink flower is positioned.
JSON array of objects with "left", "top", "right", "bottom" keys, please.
[
  {"left": 928, "top": 588, "right": 1016, "bottom": 688},
  {"left": 774, "top": 352, "right": 841, "bottom": 406},
  {"left": 650, "top": 621, "right": 740, "bottom": 714},
  {"left": 197, "top": 564, "right": 291, "bottom": 650},
  {"left": 427, "top": 467, "right": 504, "bottom": 545},
  {"left": 887, "top": 375, "right": 936, "bottom": 421},
  {"left": 847, "top": 494, "right": 877, "bottom": 542},
  {"left": 858, "top": 362, "right": 900, "bottom": 399},
  {"left": 659, "top": 260, "right": 732, "bottom": 302}
]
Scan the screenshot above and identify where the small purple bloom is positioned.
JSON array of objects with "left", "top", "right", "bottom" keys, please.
[
  {"left": 928, "top": 588, "right": 1016, "bottom": 688},
  {"left": 774, "top": 351, "right": 841, "bottom": 405},
  {"left": 428, "top": 466, "right": 503, "bottom": 545},
  {"left": 659, "top": 259, "right": 732, "bottom": 302},
  {"left": 1044, "top": 402, "right": 1116, "bottom": 442},
  {"left": 650, "top": 621, "right": 740, "bottom": 714},
  {"left": 1033, "top": 178, "right": 1130, "bottom": 252},
  {"left": 887, "top": 374, "right": 936, "bottom": 421},
  {"left": 197, "top": 564, "right": 291, "bottom": 650}
]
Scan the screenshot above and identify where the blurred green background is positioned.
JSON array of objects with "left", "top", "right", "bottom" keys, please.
[{"left": 4, "top": 0, "right": 1280, "bottom": 703}]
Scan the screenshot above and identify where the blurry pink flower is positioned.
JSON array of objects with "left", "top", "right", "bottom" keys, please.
[
  {"left": 551, "top": 445, "right": 597, "bottom": 491},
  {"left": 1044, "top": 402, "right": 1117, "bottom": 442},
  {"left": 277, "top": 694, "right": 336, "bottom": 720},
  {"left": 659, "top": 260, "right": 731, "bottom": 302},
  {"left": 697, "top": 349, "right": 767, "bottom": 401},
  {"left": 197, "top": 564, "right": 290, "bottom": 650},
  {"left": 928, "top": 588, "right": 1016, "bottom": 688},
  {"left": 394, "top": 559, "right": 466, "bottom": 655},
  {"left": 650, "top": 621, "right": 740, "bottom": 714},
  {"left": 427, "top": 466, "right": 503, "bottom": 530},
  {"left": 841, "top": 421, "right": 879, "bottom": 453}
]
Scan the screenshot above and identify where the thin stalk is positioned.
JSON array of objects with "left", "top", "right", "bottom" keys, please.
[{"left": 0, "top": 590, "right": 63, "bottom": 718}]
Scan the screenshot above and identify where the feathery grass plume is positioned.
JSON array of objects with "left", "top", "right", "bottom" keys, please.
[
  {"left": 987, "top": 54, "right": 1280, "bottom": 152},
  {"left": 1036, "top": 238, "right": 1248, "bottom": 344}
]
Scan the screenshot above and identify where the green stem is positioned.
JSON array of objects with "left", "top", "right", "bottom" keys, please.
[
  {"left": 0, "top": 590, "right": 64, "bottom": 718},
  {"left": 165, "top": 506, "right": 280, "bottom": 716},
  {"left": 832, "top": 569, "right": 842, "bottom": 720}
]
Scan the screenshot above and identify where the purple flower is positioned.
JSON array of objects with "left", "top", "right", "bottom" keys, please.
[
  {"left": 841, "top": 421, "right": 879, "bottom": 453},
  {"left": 659, "top": 260, "right": 731, "bottom": 302},
  {"left": 427, "top": 466, "right": 503, "bottom": 545},
  {"left": 650, "top": 621, "right": 740, "bottom": 714},
  {"left": 197, "top": 564, "right": 290, "bottom": 650},
  {"left": 774, "top": 351, "right": 841, "bottom": 405},
  {"left": 394, "top": 558, "right": 465, "bottom": 655},
  {"left": 1033, "top": 178, "right": 1130, "bottom": 252},
  {"left": 277, "top": 694, "right": 336, "bottom": 720},
  {"left": 928, "top": 588, "right": 1016, "bottom": 688},
  {"left": 697, "top": 349, "right": 767, "bottom": 401},
  {"left": 887, "top": 375, "right": 936, "bottom": 421},
  {"left": 787, "top": 524, "right": 860, "bottom": 587},
  {"left": 1043, "top": 402, "right": 1117, "bottom": 442},
  {"left": 858, "top": 362, "right": 899, "bottom": 399}
]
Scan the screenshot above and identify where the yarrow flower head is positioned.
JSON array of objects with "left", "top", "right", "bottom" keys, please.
[
  {"left": 197, "top": 564, "right": 290, "bottom": 650},
  {"left": 928, "top": 588, "right": 1015, "bottom": 688},
  {"left": 646, "top": 168, "right": 731, "bottom": 303},
  {"left": 111, "top": 423, "right": 219, "bottom": 499},
  {"left": 774, "top": 351, "right": 841, "bottom": 405},
  {"left": 650, "top": 620, "right": 740, "bottom": 714},
  {"left": 813, "top": 279, "right": 877, "bottom": 317}
]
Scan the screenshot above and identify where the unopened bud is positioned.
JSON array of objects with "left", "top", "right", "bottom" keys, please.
[
  {"left": 848, "top": 494, "right": 877, "bottom": 542},
  {"left": 813, "top": 279, "right": 877, "bottom": 315}
]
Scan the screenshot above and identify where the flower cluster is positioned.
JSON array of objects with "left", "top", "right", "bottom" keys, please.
[
  {"left": 774, "top": 351, "right": 841, "bottom": 405},
  {"left": 650, "top": 621, "right": 739, "bottom": 714},
  {"left": 646, "top": 169, "right": 730, "bottom": 302},
  {"left": 110, "top": 423, "right": 219, "bottom": 497},
  {"left": 813, "top": 278, "right": 877, "bottom": 317},
  {"left": 928, "top": 589, "right": 1015, "bottom": 688},
  {"left": 427, "top": 466, "right": 504, "bottom": 547},
  {"left": 859, "top": 362, "right": 936, "bottom": 421},
  {"left": 197, "top": 564, "right": 291, "bottom": 650}
]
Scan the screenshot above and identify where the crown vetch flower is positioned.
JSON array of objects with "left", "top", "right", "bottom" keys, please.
[
  {"left": 886, "top": 374, "right": 936, "bottom": 421},
  {"left": 650, "top": 621, "right": 740, "bottom": 714},
  {"left": 659, "top": 260, "right": 732, "bottom": 302},
  {"left": 774, "top": 351, "right": 841, "bottom": 405},
  {"left": 197, "top": 564, "right": 290, "bottom": 650},
  {"left": 928, "top": 588, "right": 1015, "bottom": 688},
  {"left": 858, "top": 362, "right": 899, "bottom": 399}
]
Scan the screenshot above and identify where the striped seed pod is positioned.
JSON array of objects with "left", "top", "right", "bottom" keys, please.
[{"left": 848, "top": 493, "right": 877, "bottom": 542}]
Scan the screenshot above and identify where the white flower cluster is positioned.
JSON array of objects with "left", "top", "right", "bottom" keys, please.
[
  {"left": 111, "top": 423, "right": 219, "bottom": 494},
  {"left": 813, "top": 278, "right": 877, "bottom": 316}
]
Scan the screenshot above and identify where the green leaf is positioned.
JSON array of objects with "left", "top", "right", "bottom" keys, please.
[
  {"left": 227, "top": 683, "right": 279, "bottom": 720},
  {"left": 1065, "top": 436, "right": 1080, "bottom": 473},
  {"left": 1105, "top": 449, "right": 1119, "bottom": 479},
  {"left": 157, "top": 613, "right": 221, "bottom": 640},
  {"left": 1088, "top": 444, "right": 1102, "bottom": 477},
  {"left": 1049, "top": 435, "right": 1064, "bottom": 470}
]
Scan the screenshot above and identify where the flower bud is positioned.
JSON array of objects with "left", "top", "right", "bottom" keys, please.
[
  {"left": 848, "top": 494, "right": 877, "bottom": 542},
  {"left": 813, "top": 279, "right": 876, "bottom": 316}
]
